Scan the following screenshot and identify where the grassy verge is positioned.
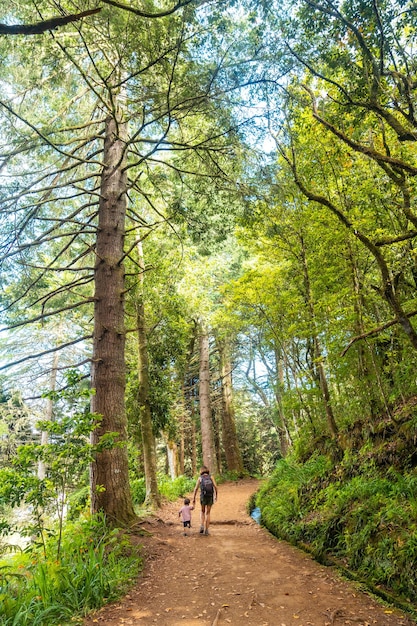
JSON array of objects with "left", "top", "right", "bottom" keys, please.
[
  {"left": 0, "top": 513, "right": 142, "bottom": 626},
  {"left": 256, "top": 453, "right": 417, "bottom": 615}
]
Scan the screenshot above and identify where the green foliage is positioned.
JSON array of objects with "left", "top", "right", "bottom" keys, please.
[
  {"left": 0, "top": 371, "right": 100, "bottom": 557},
  {"left": 130, "top": 478, "right": 146, "bottom": 506},
  {"left": 129, "top": 473, "right": 199, "bottom": 508},
  {"left": 217, "top": 469, "right": 248, "bottom": 483},
  {"left": 130, "top": 475, "right": 195, "bottom": 509},
  {"left": 0, "top": 388, "right": 33, "bottom": 467},
  {"left": 236, "top": 403, "right": 282, "bottom": 476},
  {"left": 66, "top": 486, "right": 90, "bottom": 521},
  {"left": 257, "top": 437, "right": 417, "bottom": 605},
  {"left": 257, "top": 454, "right": 332, "bottom": 541},
  {"left": 0, "top": 513, "right": 142, "bottom": 626},
  {"left": 158, "top": 475, "right": 195, "bottom": 501}
]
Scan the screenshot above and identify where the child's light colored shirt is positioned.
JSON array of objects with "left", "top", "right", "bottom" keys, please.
[{"left": 179, "top": 504, "right": 194, "bottom": 522}]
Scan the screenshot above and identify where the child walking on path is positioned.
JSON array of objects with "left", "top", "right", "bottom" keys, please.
[
  {"left": 192, "top": 465, "right": 218, "bottom": 536},
  {"left": 178, "top": 498, "right": 194, "bottom": 536}
]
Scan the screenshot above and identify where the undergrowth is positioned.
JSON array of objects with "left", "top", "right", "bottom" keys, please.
[
  {"left": 0, "top": 474, "right": 197, "bottom": 625},
  {"left": 131, "top": 474, "right": 195, "bottom": 506},
  {"left": 158, "top": 474, "right": 195, "bottom": 500},
  {"left": 257, "top": 416, "right": 417, "bottom": 609},
  {"left": 0, "top": 514, "right": 142, "bottom": 626}
]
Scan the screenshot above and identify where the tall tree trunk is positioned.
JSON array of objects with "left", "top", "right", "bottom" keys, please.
[
  {"left": 300, "top": 235, "right": 338, "bottom": 439},
  {"left": 90, "top": 112, "right": 136, "bottom": 525},
  {"left": 38, "top": 351, "right": 59, "bottom": 480},
  {"left": 137, "top": 240, "right": 160, "bottom": 506},
  {"left": 347, "top": 241, "right": 391, "bottom": 419},
  {"left": 190, "top": 399, "right": 197, "bottom": 476},
  {"left": 257, "top": 340, "right": 292, "bottom": 455},
  {"left": 165, "top": 436, "right": 179, "bottom": 479},
  {"left": 198, "top": 325, "right": 218, "bottom": 474},
  {"left": 213, "top": 404, "right": 222, "bottom": 474},
  {"left": 283, "top": 340, "right": 315, "bottom": 433},
  {"left": 217, "top": 338, "right": 244, "bottom": 474},
  {"left": 178, "top": 390, "right": 186, "bottom": 475},
  {"left": 274, "top": 346, "right": 292, "bottom": 456},
  {"left": 181, "top": 320, "right": 198, "bottom": 475}
]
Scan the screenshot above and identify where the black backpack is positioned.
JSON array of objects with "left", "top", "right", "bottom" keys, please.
[{"left": 200, "top": 473, "right": 214, "bottom": 497}]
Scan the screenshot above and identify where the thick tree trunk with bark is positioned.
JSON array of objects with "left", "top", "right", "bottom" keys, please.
[
  {"left": 198, "top": 326, "right": 218, "bottom": 474},
  {"left": 178, "top": 391, "right": 186, "bottom": 475},
  {"left": 218, "top": 339, "right": 244, "bottom": 474},
  {"left": 137, "top": 241, "right": 160, "bottom": 507},
  {"left": 90, "top": 113, "right": 136, "bottom": 526},
  {"left": 190, "top": 400, "right": 197, "bottom": 476}
]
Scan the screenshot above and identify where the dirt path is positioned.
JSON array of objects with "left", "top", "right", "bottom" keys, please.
[{"left": 84, "top": 479, "right": 415, "bottom": 626}]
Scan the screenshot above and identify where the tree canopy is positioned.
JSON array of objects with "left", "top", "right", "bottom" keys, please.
[{"left": 0, "top": 0, "right": 417, "bottom": 559}]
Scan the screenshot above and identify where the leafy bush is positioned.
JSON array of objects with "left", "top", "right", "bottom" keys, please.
[{"left": 130, "top": 477, "right": 146, "bottom": 505}]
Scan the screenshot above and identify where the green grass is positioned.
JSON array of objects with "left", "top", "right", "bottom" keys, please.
[
  {"left": 257, "top": 454, "right": 417, "bottom": 606},
  {"left": 0, "top": 514, "right": 142, "bottom": 626}
]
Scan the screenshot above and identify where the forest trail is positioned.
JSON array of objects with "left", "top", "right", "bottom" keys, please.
[{"left": 83, "top": 479, "right": 415, "bottom": 626}]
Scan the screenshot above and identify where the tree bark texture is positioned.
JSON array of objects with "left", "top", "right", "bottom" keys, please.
[
  {"left": 179, "top": 391, "right": 186, "bottom": 475},
  {"left": 190, "top": 400, "right": 197, "bottom": 476},
  {"left": 90, "top": 114, "right": 136, "bottom": 525},
  {"left": 136, "top": 240, "right": 160, "bottom": 506},
  {"left": 165, "top": 437, "right": 179, "bottom": 479},
  {"left": 198, "top": 327, "right": 218, "bottom": 474},
  {"left": 218, "top": 339, "right": 244, "bottom": 474}
]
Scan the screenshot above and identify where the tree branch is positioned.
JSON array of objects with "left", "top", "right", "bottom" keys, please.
[
  {"left": 341, "top": 309, "right": 417, "bottom": 356},
  {"left": 100, "top": 0, "right": 195, "bottom": 19},
  {"left": 0, "top": 336, "right": 93, "bottom": 371},
  {"left": 0, "top": 300, "right": 95, "bottom": 333},
  {"left": 302, "top": 85, "right": 417, "bottom": 175},
  {"left": 0, "top": 9, "right": 101, "bottom": 36}
]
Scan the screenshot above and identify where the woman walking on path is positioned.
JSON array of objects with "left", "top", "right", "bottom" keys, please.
[{"left": 192, "top": 465, "right": 218, "bottom": 536}]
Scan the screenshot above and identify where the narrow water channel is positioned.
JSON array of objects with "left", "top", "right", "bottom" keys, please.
[{"left": 250, "top": 506, "right": 261, "bottom": 524}]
